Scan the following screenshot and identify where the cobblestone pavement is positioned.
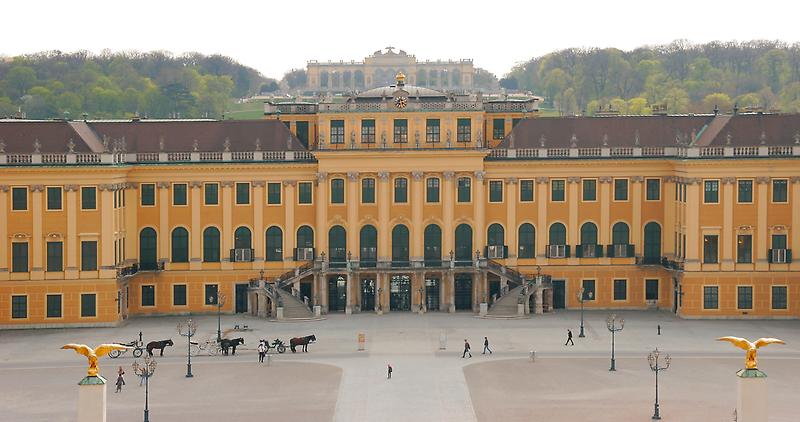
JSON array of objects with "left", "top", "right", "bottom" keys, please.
[{"left": 0, "top": 310, "right": 798, "bottom": 421}]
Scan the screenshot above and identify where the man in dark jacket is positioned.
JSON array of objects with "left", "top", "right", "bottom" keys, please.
[{"left": 462, "top": 339, "right": 472, "bottom": 358}]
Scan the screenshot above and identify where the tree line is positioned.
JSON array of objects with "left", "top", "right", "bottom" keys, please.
[
  {"left": 0, "top": 50, "right": 275, "bottom": 119},
  {"left": 501, "top": 40, "right": 800, "bottom": 115}
]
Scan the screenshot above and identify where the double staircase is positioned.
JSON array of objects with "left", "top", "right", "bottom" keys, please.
[{"left": 251, "top": 261, "right": 319, "bottom": 321}]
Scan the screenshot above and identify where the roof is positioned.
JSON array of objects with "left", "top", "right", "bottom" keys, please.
[
  {"left": 0, "top": 119, "right": 307, "bottom": 153},
  {"left": 356, "top": 84, "right": 446, "bottom": 99}
]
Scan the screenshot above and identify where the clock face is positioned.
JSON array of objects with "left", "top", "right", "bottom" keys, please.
[{"left": 395, "top": 96, "right": 408, "bottom": 109}]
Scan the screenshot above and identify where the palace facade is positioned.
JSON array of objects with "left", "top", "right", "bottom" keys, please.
[{"left": 1, "top": 75, "right": 799, "bottom": 328}]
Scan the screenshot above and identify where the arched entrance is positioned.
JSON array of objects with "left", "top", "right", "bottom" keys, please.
[
  {"left": 328, "top": 226, "right": 346, "bottom": 268},
  {"left": 360, "top": 225, "right": 377, "bottom": 267},
  {"left": 390, "top": 275, "right": 411, "bottom": 311},
  {"left": 328, "top": 275, "right": 347, "bottom": 311},
  {"left": 454, "top": 274, "right": 473, "bottom": 310}
]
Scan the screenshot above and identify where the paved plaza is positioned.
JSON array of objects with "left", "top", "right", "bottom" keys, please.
[{"left": 1, "top": 310, "right": 799, "bottom": 421}]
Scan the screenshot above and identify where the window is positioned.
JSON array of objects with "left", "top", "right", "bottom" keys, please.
[
  {"left": 489, "top": 180, "right": 503, "bottom": 203},
  {"left": 330, "top": 120, "right": 345, "bottom": 144},
  {"left": 772, "top": 179, "right": 788, "bottom": 203},
  {"left": 737, "top": 180, "right": 753, "bottom": 203},
  {"left": 171, "top": 228, "right": 189, "bottom": 262},
  {"left": 614, "top": 179, "right": 628, "bottom": 201},
  {"left": 645, "top": 279, "right": 659, "bottom": 301},
  {"left": 582, "top": 179, "right": 596, "bottom": 201},
  {"left": 456, "top": 118, "right": 471, "bottom": 143},
  {"left": 12, "top": 242, "right": 28, "bottom": 272},
  {"left": 581, "top": 280, "right": 596, "bottom": 301},
  {"left": 46, "top": 294, "right": 62, "bottom": 318},
  {"left": 267, "top": 182, "right": 281, "bottom": 205},
  {"left": 613, "top": 279, "right": 627, "bottom": 301},
  {"left": 703, "top": 235, "right": 719, "bottom": 264},
  {"left": 393, "top": 119, "right": 408, "bottom": 143},
  {"left": 518, "top": 224, "right": 535, "bottom": 258},
  {"left": 737, "top": 234, "right": 752, "bottom": 264},
  {"left": 646, "top": 178, "right": 660, "bottom": 201},
  {"left": 426, "top": 178, "right": 440, "bottom": 203},
  {"left": 46, "top": 241, "right": 63, "bottom": 272},
  {"left": 770, "top": 234, "right": 789, "bottom": 264},
  {"left": 173, "top": 285, "right": 187, "bottom": 306},
  {"left": 457, "top": 177, "right": 471, "bottom": 202},
  {"left": 361, "top": 178, "right": 375, "bottom": 203},
  {"left": 141, "top": 285, "right": 155, "bottom": 307},
  {"left": 81, "top": 293, "right": 97, "bottom": 317},
  {"left": 772, "top": 286, "right": 787, "bottom": 310},
  {"left": 81, "top": 241, "right": 97, "bottom": 271},
  {"left": 298, "top": 182, "right": 313, "bottom": 204},
  {"left": 520, "top": 180, "right": 534, "bottom": 202},
  {"left": 704, "top": 180, "right": 719, "bottom": 203},
  {"left": 703, "top": 286, "right": 719, "bottom": 309},
  {"left": 361, "top": 119, "right": 376, "bottom": 144},
  {"left": 737, "top": 286, "right": 753, "bottom": 310},
  {"left": 204, "top": 183, "right": 219, "bottom": 205},
  {"left": 425, "top": 119, "right": 440, "bottom": 143},
  {"left": 170, "top": 183, "right": 187, "bottom": 206},
  {"left": 12, "top": 187, "right": 28, "bottom": 210},
  {"left": 551, "top": 180, "right": 565, "bottom": 202},
  {"left": 394, "top": 178, "right": 408, "bottom": 203},
  {"left": 330, "top": 178, "right": 345, "bottom": 204},
  {"left": 47, "top": 187, "right": 62, "bottom": 210},
  {"left": 612, "top": 222, "right": 629, "bottom": 245},
  {"left": 141, "top": 183, "right": 155, "bottom": 206},
  {"left": 81, "top": 187, "right": 97, "bottom": 210},
  {"left": 266, "top": 226, "right": 283, "bottom": 261},
  {"left": 492, "top": 118, "right": 505, "bottom": 140},
  {"left": 11, "top": 295, "right": 27, "bottom": 319},
  {"left": 205, "top": 284, "right": 219, "bottom": 305},
  {"left": 772, "top": 234, "right": 787, "bottom": 250},
  {"left": 235, "top": 183, "right": 250, "bottom": 205},
  {"left": 203, "top": 227, "right": 221, "bottom": 262}
]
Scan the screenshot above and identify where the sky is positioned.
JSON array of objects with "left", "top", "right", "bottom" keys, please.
[{"left": 2, "top": 0, "right": 799, "bottom": 79}]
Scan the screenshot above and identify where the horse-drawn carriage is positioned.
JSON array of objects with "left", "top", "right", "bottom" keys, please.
[{"left": 109, "top": 332, "right": 145, "bottom": 359}]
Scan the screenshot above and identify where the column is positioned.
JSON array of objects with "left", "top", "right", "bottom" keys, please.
[
  {"left": 684, "top": 178, "right": 701, "bottom": 271},
  {"left": 378, "top": 172, "right": 390, "bottom": 261},
  {"left": 99, "top": 185, "right": 115, "bottom": 277},
  {"left": 190, "top": 182, "right": 202, "bottom": 270},
  {"left": 156, "top": 182, "right": 169, "bottom": 268},
  {"left": 315, "top": 173, "right": 328, "bottom": 256},
  {"left": 253, "top": 180, "right": 265, "bottom": 269},
  {"left": 30, "top": 185, "right": 44, "bottom": 277},
  {"left": 791, "top": 177, "right": 800, "bottom": 271},
  {"left": 345, "top": 272, "right": 353, "bottom": 314},
  {"left": 474, "top": 171, "right": 486, "bottom": 254},
  {"left": 755, "top": 177, "right": 770, "bottom": 271},
  {"left": 411, "top": 171, "right": 424, "bottom": 263},
  {"left": 443, "top": 172, "right": 455, "bottom": 258},
  {"left": 347, "top": 172, "right": 359, "bottom": 259},
  {"left": 283, "top": 181, "right": 296, "bottom": 262},
  {"left": 599, "top": 176, "right": 612, "bottom": 263},
  {"left": 632, "top": 176, "right": 644, "bottom": 259},
  {"left": 567, "top": 177, "right": 579, "bottom": 264},
  {"left": 65, "top": 185, "right": 79, "bottom": 279},
  {"left": 221, "top": 181, "right": 234, "bottom": 270},
  {"left": 663, "top": 177, "right": 676, "bottom": 257},
  {"left": 448, "top": 271, "right": 456, "bottom": 313},
  {"left": 506, "top": 177, "right": 518, "bottom": 264},
  {"left": 0, "top": 186, "right": 7, "bottom": 278},
  {"left": 536, "top": 177, "right": 549, "bottom": 264},
  {"left": 721, "top": 177, "right": 735, "bottom": 270}
]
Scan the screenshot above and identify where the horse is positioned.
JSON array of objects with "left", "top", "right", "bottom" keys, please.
[
  {"left": 146, "top": 339, "right": 174, "bottom": 356},
  {"left": 220, "top": 338, "right": 245, "bottom": 356},
  {"left": 289, "top": 335, "right": 316, "bottom": 353}
]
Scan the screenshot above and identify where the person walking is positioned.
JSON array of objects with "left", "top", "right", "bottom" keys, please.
[
  {"left": 462, "top": 339, "right": 472, "bottom": 358},
  {"left": 257, "top": 340, "right": 267, "bottom": 363},
  {"left": 565, "top": 329, "right": 574, "bottom": 346},
  {"left": 115, "top": 367, "right": 125, "bottom": 393},
  {"left": 387, "top": 363, "right": 393, "bottom": 379},
  {"left": 482, "top": 337, "right": 492, "bottom": 354}
]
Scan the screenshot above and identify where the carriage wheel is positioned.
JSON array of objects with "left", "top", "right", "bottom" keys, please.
[
  {"left": 108, "top": 349, "right": 122, "bottom": 359},
  {"left": 133, "top": 348, "right": 143, "bottom": 358},
  {"left": 190, "top": 343, "right": 202, "bottom": 357},
  {"left": 208, "top": 344, "right": 219, "bottom": 356},
  {"left": 277, "top": 344, "right": 286, "bottom": 354}
]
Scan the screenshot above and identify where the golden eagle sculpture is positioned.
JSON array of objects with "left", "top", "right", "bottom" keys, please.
[
  {"left": 716, "top": 337, "right": 785, "bottom": 369},
  {"left": 61, "top": 344, "right": 130, "bottom": 377}
]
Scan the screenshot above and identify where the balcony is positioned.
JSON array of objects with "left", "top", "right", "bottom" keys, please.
[
  {"left": 636, "top": 256, "right": 662, "bottom": 265},
  {"left": 294, "top": 247, "right": 315, "bottom": 261},
  {"left": 546, "top": 244, "right": 569, "bottom": 259},
  {"left": 575, "top": 244, "right": 603, "bottom": 258},
  {"left": 607, "top": 244, "right": 635, "bottom": 258},
  {"left": 230, "top": 248, "right": 255, "bottom": 263},
  {"left": 486, "top": 245, "right": 507, "bottom": 259},
  {"left": 769, "top": 249, "right": 793, "bottom": 264},
  {"left": 138, "top": 262, "right": 164, "bottom": 271}
]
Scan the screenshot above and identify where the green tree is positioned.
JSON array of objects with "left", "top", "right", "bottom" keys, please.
[
  {"left": 5, "top": 66, "right": 37, "bottom": 97},
  {"left": 702, "top": 93, "right": 732, "bottom": 113},
  {"left": 627, "top": 97, "right": 651, "bottom": 115}
]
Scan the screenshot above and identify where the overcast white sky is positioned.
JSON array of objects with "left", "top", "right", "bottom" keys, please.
[{"left": 2, "top": 0, "right": 798, "bottom": 79}]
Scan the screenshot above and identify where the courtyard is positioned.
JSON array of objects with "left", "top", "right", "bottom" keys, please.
[{"left": 0, "top": 310, "right": 798, "bottom": 422}]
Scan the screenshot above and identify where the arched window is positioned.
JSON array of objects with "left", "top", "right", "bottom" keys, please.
[
  {"left": 328, "top": 225, "right": 347, "bottom": 264},
  {"left": 424, "top": 224, "right": 442, "bottom": 263},
  {"left": 234, "top": 227, "right": 252, "bottom": 250},
  {"left": 518, "top": 224, "right": 535, "bottom": 259},
  {"left": 487, "top": 224, "right": 505, "bottom": 246},
  {"left": 392, "top": 225, "right": 410, "bottom": 266},
  {"left": 265, "top": 227, "right": 283, "bottom": 261},
  {"left": 612, "top": 222, "right": 630, "bottom": 245},
  {"left": 360, "top": 225, "right": 377, "bottom": 264},
  {"left": 171, "top": 227, "right": 189, "bottom": 263},
  {"left": 644, "top": 222, "right": 662, "bottom": 260},
  {"left": 580, "top": 222, "right": 598, "bottom": 245},
  {"left": 139, "top": 228, "right": 157, "bottom": 269},
  {"left": 455, "top": 224, "right": 473, "bottom": 263},
  {"left": 549, "top": 223, "right": 567, "bottom": 245},
  {"left": 203, "top": 227, "right": 220, "bottom": 262},
  {"left": 296, "top": 226, "right": 314, "bottom": 248}
]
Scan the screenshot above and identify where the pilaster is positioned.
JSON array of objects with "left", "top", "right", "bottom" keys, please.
[
  {"left": 377, "top": 171, "right": 390, "bottom": 260},
  {"left": 315, "top": 173, "right": 329, "bottom": 254},
  {"left": 632, "top": 176, "right": 643, "bottom": 258},
  {"left": 0, "top": 186, "right": 7, "bottom": 277},
  {"left": 284, "top": 180, "right": 297, "bottom": 261},
  {"left": 411, "top": 171, "right": 424, "bottom": 261},
  {"left": 567, "top": 177, "right": 579, "bottom": 265},
  {"left": 347, "top": 172, "right": 359, "bottom": 260},
  {"left": 474, "top": 171, "right": 486, "bottom": 252},
  {"left": 685, "top": 178, "right": 701, "bottom": 271},
  {"left": 506, "top": 177, "right": 518, "bottom": 263},
  {"left": 253, "top": 180, "right": 265, "bottom": 268},
  {"left": 599, "top": 176, "right": 612, "bottom": 264},
  {"left": 31, "top": 185, "right": 44, "bottom": 277},
  {"left": 755, "top": 177, "right": 769, "bottom": 271},
  {"left": 65, "top": 185, "right": 79, "bottom": 278},
  {"left": 189, "top": 182, "right": 202, "bottom": 270},
  {"left": 156, "top": 182, "right": 169, "bottom": 269},
  {"left": 791, "top": 177, "right": 800, "bottom": 271},
  {"left": 721, "top": 177, "right": 735, "bottom": 270},
  {"left": 124, "top": 183, "right": 138, "bottom": 265},
  {"left": 221, "top": 181, "right": 234, "bottom": 269},
  {"left": 536, "top": 177, "right": 548, "bottom": 264},
  {"left": 442, "top": 171, "right": 455, "bottom": 258}
]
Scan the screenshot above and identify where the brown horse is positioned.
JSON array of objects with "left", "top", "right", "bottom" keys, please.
[
  {"left": 146, "top": 339, "right": 174, "bottom": 356},
  {"left": 289, "top": 335, "right": 316, "bottom": 353}
]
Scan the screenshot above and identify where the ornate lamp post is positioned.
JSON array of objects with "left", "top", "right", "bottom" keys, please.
[
  {"left": 577, "top": 288, "right": 593, "bottom": 338},
  {"left": 648, "top": 348, "right": 671, "bottom": 420},
  {"left": 177, "top": 319, "right": 198, "bottom": 378},
  {"left": 606, "top": 313, "right": 624, "bottom": 371},
  {"left": 132, "top": 355, "right": 157, "bottom": 422},
  {"left": 210, "top": 293, "right": 227, "bottom": 341}
]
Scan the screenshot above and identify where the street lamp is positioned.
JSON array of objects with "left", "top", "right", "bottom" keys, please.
[
  {"left": 648, "top": 348, "right": 671, "bottom": 420},
  {"left": 177, "top": 319, "right": 198, "bottom": 378},
  {"left": 577, "top": 288, "right": 593, "bottom": 338},
  {"left": 132, "top": 355, "right": 157, "bottom": 422},
  {"left": 606, "top": 313, "right": 624, "bottom": 371},
  {"left": 210, "top": 293, "right": 227, "bottom": 341}
]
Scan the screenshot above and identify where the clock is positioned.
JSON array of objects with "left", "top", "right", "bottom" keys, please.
[{"left": 395, "top": 96, "right": 408, "bottom": 109}]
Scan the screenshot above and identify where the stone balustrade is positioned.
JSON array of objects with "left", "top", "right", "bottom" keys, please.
[{"left": 0, "top": 150, "right": 316, "bottom": 166}]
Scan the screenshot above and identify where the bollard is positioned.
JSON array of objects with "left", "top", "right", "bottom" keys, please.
[
  {"left": 358, "top": 333, "right": 366, "bottom": 351},
  {"left": 439, "top": 332, "right": 447, "bottom": 350},
  {"left": 529, "top": 350, "right": 536, "bottom": 362}
]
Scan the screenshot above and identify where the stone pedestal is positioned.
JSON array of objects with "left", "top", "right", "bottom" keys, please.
[
  {"left": 736, "top": 369, "right": 768, "bottom": 422},
  {"left": 479, "top": 303, "right": 488, "bottom": 317},
  {"left": 78, "top": 375, "right": 106, "bottom": 422},
  {"left": 534, "top": 291, "right": 544, "bottom": 315},
  {"left": 517, "top": 304, "right": 525, "bottom": 315},
  {"left": 313, "top": 305, "right": 321, "bottom": 317},
  {"left": 276, "top": 307, "right": 284, "bottom": 320},
  {"left": 345, "top": 305, "right": 352, "bottom": 315},
  {"left": 448, "top": 303, "right": 455, "bottom": 313}
]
